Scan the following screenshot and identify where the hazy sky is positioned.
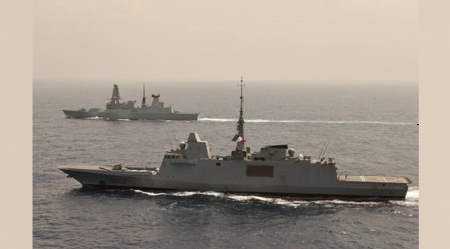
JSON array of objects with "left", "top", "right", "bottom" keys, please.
[{"left": 33, "top": 0, "right": 418, "bottom": 83}]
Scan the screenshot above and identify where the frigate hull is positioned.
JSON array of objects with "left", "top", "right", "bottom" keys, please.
[{"left": 59, "top": 158, "right": 410, "bottom": 199}]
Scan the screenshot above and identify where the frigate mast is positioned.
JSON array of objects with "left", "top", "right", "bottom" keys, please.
[{"left": 236, "top": 77, "right": 245, "bottom": 151}]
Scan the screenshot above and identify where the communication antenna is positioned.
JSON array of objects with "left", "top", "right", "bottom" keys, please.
[
  {"left": 236, "top": 76, "right": 246, "bottom": 151},
  {"left": 165, "top": 130, "right": 173, "bottom": 150},
  {"left": 318, "top": 136, "right": 331, "bottom": 159},
  {"left": 172, "top": 134, "right": 179, "bottom": 146}
]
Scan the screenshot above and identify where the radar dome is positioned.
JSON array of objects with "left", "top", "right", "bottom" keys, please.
[{"left": 288, "top": 148, "right": 295, "bottom": 157}]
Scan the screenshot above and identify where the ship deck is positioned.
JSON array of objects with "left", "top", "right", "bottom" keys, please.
[
  {"left": 59, "top": 165, "right": 158, "bottom": 173},
  {"left": 337, "top": 174, "right": 411, "bottom": 184}
]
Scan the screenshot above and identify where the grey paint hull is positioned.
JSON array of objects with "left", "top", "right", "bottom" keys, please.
[
  {"left": 62, "top": 109, "right": 199, "bottom": 120},
  {"left": 101, "top": 109, "right": 199, "bottom": 120},
  {"left": 59, "top": 159, "right": 409, "bottom": 199},
  {"left": 63, "top": 110, "right": 102, "bottom": 118},
  {"left": 62, "top": 84, "right": 199, "bottom": 120},
  {"left": 59, "top": 82, "right": 411, "bottom": 200}
]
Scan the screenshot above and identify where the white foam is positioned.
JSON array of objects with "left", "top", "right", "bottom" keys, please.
[
  {"left": 227, "top": 194, "right": 273, "bottom": 202},
  {"left": 133, "top": 189, "right": 167, "bottom": 196},
  {"left": 198, "top": 118, "right": 235, "bottom": 122},
  {"left": 203, "top": 191, "right": 225, "bottom": 197},
  {"left": 223, "top": 194, "right": 383, "bottom": 207},
  {"left": 133, "top": 189, "right": 418, "bottom": 208},
  {"left": 198, "top": 118, "right": 416, "bottom": 126},
  {"left": 406, "top": 189, "right": 419, "bottom": 199},
  {"left": 133, "top": 190, "right": 224, "bottom": 198}
]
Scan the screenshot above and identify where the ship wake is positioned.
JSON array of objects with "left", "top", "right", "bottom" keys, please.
[
  {"left": 133, "top": 188, "right": 419, "bottom": 208},
  {"left": 199, "top": 118, "right": 417, "bottom": 126}
]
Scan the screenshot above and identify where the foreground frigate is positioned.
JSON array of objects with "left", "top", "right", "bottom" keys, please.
[
  {"left": 62, "top": 84, "right": 199, "bottom": 121},
  {"left": 59, "top": 78, "right": 411, "bottom": 199}
]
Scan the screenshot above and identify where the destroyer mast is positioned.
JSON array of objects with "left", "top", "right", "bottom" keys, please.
[
  {"left": 109, "top": 84, "right": 121, "bottom": 107},
  {"left": 141, "top": 84, "right": 146, "bottom": 108}
]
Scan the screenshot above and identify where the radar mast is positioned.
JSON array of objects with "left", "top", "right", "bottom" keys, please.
[
  {"left": 141, "top": 83, "right": 146, "bottom": 108},
  {"left": 110, "top": 84, "right": 120, "bottom": 106},
  {"left": 236, "top": 77, "right": 245, "bottom": 151}
]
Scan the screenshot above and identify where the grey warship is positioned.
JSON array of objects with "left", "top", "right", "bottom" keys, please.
[
  {"left": 62, "top": 108, "right": 102, "bottom": 119},
  {"left": 59, "top": 78, "right": 411, "bottom": 199},
  {"left": 62, "top": 84, "right": 199, "bottom": 121}
]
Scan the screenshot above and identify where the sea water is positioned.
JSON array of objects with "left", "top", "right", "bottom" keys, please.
[{"left": 33, "top": 81, "right": 418, "bottom": 248}]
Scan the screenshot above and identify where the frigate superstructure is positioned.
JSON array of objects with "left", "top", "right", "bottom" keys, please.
[
  {"left": 59, "top": 78, "right": 411, "bottom": 199},
  {"left": 62, "top": 84, "right": 199, "bottom": 121}
]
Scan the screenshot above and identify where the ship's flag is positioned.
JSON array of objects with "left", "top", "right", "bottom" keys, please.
[
  {"left": 232, "top": 134, "right": 246, "bottom": 143},
  {"left": 236, "top": 137, "right": 246, "bottom": 143}
]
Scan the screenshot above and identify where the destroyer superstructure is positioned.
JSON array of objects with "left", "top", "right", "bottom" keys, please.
[
  {"left": 59, "top": 78, "right": 411, "bottom": 199},
  {"left": 62, "top": 84, "right": 199, "bottom": 121}
]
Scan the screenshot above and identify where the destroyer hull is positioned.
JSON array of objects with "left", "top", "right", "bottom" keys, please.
[
  {"left": 62, "top": 110, "right": 198, "bottom": 120},
  {"left": 59, "top": 164, "right": 409, "bottom": 199},
  {"left": 101, "top": 110, "right": 199, "bottom": 121},
  {"left": 63, "top": 84, "right": 199, "bottom": 120},
  {"left": 63, "top": 110, "right": 102, "bottom": 118}
]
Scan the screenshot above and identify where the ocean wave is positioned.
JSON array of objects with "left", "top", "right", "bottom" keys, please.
[
  {"left": 133, "top": 189, "right": 418, "bottom": 207},
  {"left": 389, "top": 188, "right": 419, "bottom": 207},
  {"left": 198, "top": 118, "right": 417, "bottom": 126},
  {"left": 133, "top": 189, "right": 224, "bottom": 198},
  {"left": 406, "top": 188, "right": 419, "bottom": 199}
]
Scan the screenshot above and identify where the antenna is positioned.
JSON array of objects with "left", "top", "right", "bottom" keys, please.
[
  {"left": 172, "top": 134, "right": 179, "bottom": 147},
  {"left": 165, "top": 130, "right": 173, "bottom": 150},
  {"left": 318, "top": 137, "right": 331, "bottom": 159},
  {"left": 236, "top": 76, "right": 246, "bottom": 151},
  {"left": 321, "top": 138, "right": 330, "bottom": 158},
  {"left": 142, "top": 83, "right": 146, "bottom": 107}
]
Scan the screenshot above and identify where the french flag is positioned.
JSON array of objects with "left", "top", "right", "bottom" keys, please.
[{"left": 232, "top": 134, "right": 246, "bottom": 143}]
